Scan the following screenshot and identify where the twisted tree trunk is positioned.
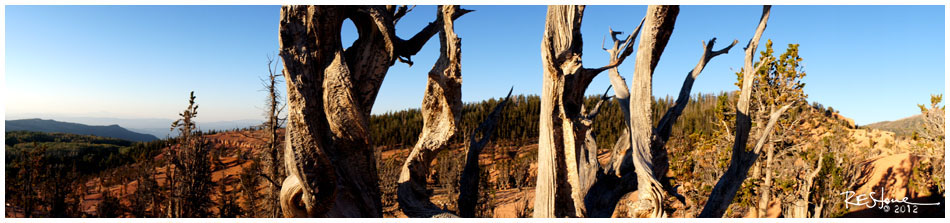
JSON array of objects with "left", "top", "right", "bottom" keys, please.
[
  {"left": 396, "top": 5, "right": 467, "bottom": 218},
  {"left": 535, "top": 5, "right": 632, "bottom": 217},
  {"left": 536, "top": 5, "right": 741, "bottom": 218},
  {"left": 622, "top": 5, "right": 678, "bottom": 218},
  {"left": 277, "top": 5, "right": 469, "bottom": 217}
]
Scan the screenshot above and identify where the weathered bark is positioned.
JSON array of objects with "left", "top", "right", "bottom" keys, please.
[
  {"left": 279, "top": 6, "right": 377, "bottom": 217},
  {"left": 535, "top": 5, "right": 586, "bottom": 217},
  {"left": 277, "top": 5, "right": 469, "bottom": 217},
  {"left": 537, "top": 5, "right": 743, "bottom": 218},
  {"left": 535, "top": 5, "right": 638, "bottom": 217},
  {"left": 396, "top": 5, "right": 467, "bottom": 218},
  {"left": 622, "top": 5, "right": 678, "bottom": 218},
  {"left": 279, "top": 174, "right": 308, "bottom": 217},
  {"left": 458, "top": 88, "right": 514, "bottom": 217},
  {"left": 603, "top": 20, "right": 644, "bottom": 178},
  {"left": 577, "top": 20, "right": 647, "bottom": 218},
  {"left": 698, "top": 5, "right": 775, "bottom": 218}
]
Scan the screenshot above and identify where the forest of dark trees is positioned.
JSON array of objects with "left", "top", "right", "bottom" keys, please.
[{"left": 370, "top": 92, "right": 848, "bottom": 150}]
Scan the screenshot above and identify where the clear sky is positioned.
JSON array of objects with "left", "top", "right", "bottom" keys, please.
[{"left": 4, "top": 5, "right": 945, "bottom": 125}]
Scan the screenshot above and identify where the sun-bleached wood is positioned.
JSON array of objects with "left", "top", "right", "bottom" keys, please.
[
  {"left": 277, "top": 5, "right": 469, "bottom": 217},
  {"left": 535, "top": 5, "right": 643, "bottom": 217},
  {"left": 536, "top": 5, "right": 750, "bottom": 218},
  {"left": 623, "top": 5, "right": 678, "bottom": 217},
  {"left": 396, "top": 5, "right": 467, "bottom": 218}
]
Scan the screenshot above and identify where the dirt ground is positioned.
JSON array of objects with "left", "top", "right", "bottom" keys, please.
[{"left": 69, "top": 127, "right": 942, "bottom": 218}]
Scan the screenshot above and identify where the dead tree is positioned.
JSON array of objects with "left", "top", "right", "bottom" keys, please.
[
  {"left": 261, "top": 55, "right": 286, "bottom": 218},
  {"left": 277, "top": 5, "right": 471, "bottom": 217},
  {"left": 533, "top": 5, "right": 703, "bottom": 218},
  {"left": 395, "top": 5, "right": 466, "bottom": 218},
  {"left": 613, "top": 5, "right": 679, "bottom": 218},
  {"left": 458, "top": 88, "right": 514, "bottom": 217},
  {"left": 533, "top": 5, "right": 730, "bottom": 217},
  {"left": 379, "top": 6, "right": 514, "bottom": 218},
  {"left": 535, "top": 5, "right": 792, "bottom": 218},
  {"left": 277, "top": 4, "right": 788, "bottom": 218},
  {"left": 534, "top": 5, "right": 642, "bottom": 217},
  {"left": 604, "top": 7, "right": 743, "bottom": 217}
]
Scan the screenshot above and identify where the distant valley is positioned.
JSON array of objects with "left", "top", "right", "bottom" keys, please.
[
  {"left": 5, "top": 119, "right": 159, "bottom": 142},
  {"left": 4, "top": 116, "right": 263, "bottom": 139},
  {"left": 5, "top": 117, "right": 262, "bottom": 141}
]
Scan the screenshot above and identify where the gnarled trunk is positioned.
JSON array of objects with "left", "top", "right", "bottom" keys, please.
[
  {"left": 277, "top": 5, "right": 469, "bottom": 217},
  {"left": 535, "top": 5, "right": 614, "bottom": 217},
  {"left": 395, "top": 5, "right": 466, "bottom": 218},
  {"left": 536, "top": 5, "right": 741, "bottom": 218},
  {"left": 279, "top": 5, "right": 381, "bottom": 217},
  {"left": 622, "top": 5, "right": 678, "bottom": 218}
]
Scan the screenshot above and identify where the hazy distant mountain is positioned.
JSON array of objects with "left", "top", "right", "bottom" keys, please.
[
  {"left": 5, "top": 118, "right": 159, "bottom": 142},
  {"left": 127, "top": 119, "right": 263, "bottom": 139},
  {"left": 864, "top": 114, "right": 924, "bottom": 137},
  {"left": 4, "top": 115, "right": 264, "bottom": 139}
]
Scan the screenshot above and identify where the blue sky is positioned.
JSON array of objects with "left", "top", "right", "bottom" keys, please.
[{"left": 4, "top": 5, "right": 945, "bottom": 125}]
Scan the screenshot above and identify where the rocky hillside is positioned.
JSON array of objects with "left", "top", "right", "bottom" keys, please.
[
  {"left": 8, "top": 94, "right": 943, "bottom": 218},
  {"left": 864, "top": 114, "right": 924, "bottom": 137},
  {"left": 53, "top": 117, "right": 943, "bottom": 218}
]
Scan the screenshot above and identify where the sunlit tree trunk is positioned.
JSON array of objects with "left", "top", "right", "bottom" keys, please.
[
  {"left": 277, "top": 5, "right": 470, "bottom": 217},
  {"left": 535, "top": 5, "right": 609, "bottom": 217},
  {"left": 396, "top": 5, "right": 466, "bottom": 218},
  {"left": 535, "top": 5, "right": 750, "bottom": 218}
]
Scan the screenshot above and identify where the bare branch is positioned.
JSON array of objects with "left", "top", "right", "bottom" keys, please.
[
  {"left": 393, "top": 5, "right": 416, "bottom": 25},
  {"left": 598, "top": 16, "right": 646, "bottom": 189},
  {"left": 396, "top": 8, "right": 473, "bottom": 65},
  {"left": 654, "top": 37, "right": 738, "bottom": 148},
  {"left": 584, "top": 18, "right": 646, "bottom": 77},
  {"left": 458, "top": 87, "right": 513, "bottom": 217},
  {"left": 259, "top": 173, "right": 279, "bottom": 188},
  {"left": 699, "top": 5, "right": 772, "bottom": 218},
  {"left": 583, "top": 86, "right": 613, "bottom": 121},
  {"left": 752, "top": 103, "right": 793, "bottom": 154}
]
